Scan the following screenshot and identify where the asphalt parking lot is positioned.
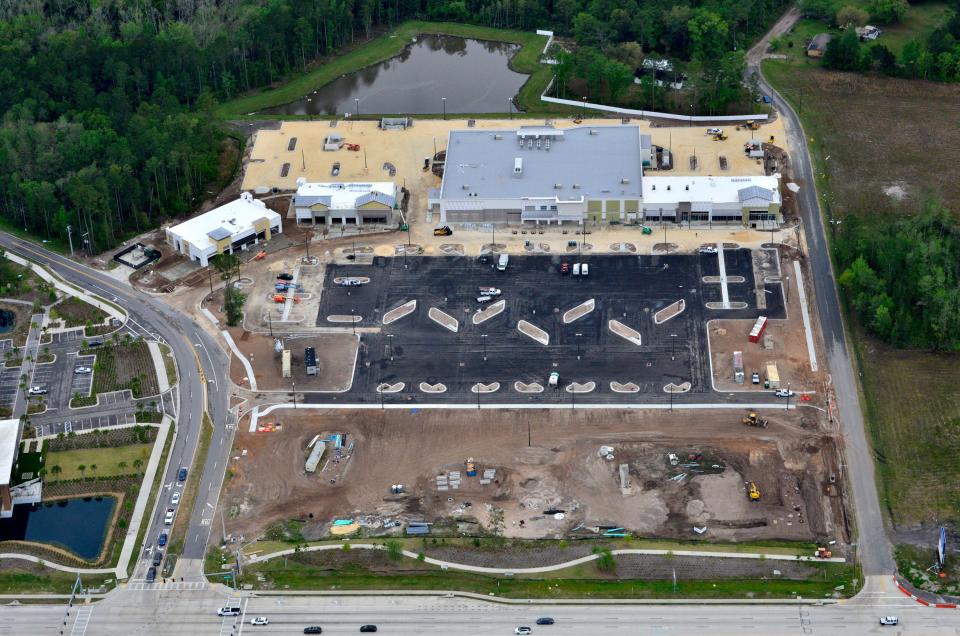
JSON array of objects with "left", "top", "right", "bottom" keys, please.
[{"left": 312, "top": 252, "right": 784, "bottom": 405}]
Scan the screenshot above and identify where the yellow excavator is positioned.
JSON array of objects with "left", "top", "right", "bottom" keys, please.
[
  {"left": 748, "top": 482, "right": 761, "bottom": 501},
  {"left": 741, "top": 412, "right": 768, "bottom": 428}
]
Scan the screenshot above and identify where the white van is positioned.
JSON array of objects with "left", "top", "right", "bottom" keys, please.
[
  {"left": 572, "top": 263, "right": 581, "bottom": 276},
  {"left": 497, "top": 254, "right": 509, "bottom": 271},
  {"left": 582, "top": 263, "right": 589, "bottom": 276}
]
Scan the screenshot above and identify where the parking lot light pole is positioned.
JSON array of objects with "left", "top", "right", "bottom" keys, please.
[
  {"left": 575, "top": 333, "right": 583, "bottom": 360},
  {"left": 476, "top": 383, "right": 481, "bottom": 410},
  {"left": 387, "top": 333, "right": 395, "bottom": 361},
  {"left": 351, "top": 309, "right": 356, "bottom": 335},
  {"left": 292, "top": 381, "right": 297, "bottom": 409},
  {"left": 481, "top": 334, "right": 488, "bottom": 362},
  {"left": 670, "top": 333, "right": 677, "bottom": 361},
  {"left": 442, "top": 97, "right": 446, "bottom": 120},
  {"left": 785, "top": 382, "right": 791, "bottom": 411},
  {"left": 378, "top": 381, "right": 384, "bottom": 410}
]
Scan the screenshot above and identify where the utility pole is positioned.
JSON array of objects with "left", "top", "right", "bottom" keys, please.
[
  {"left": 66, "top": 225, "right": 74, "bottom": 256},
  {"left": 291, "top": 381, "right": 297, "bottom": 409},
  {"left": 221, "top": 509, "right": 227, "bottom": 545},
  {"left": 379, "top": 381, "right": 385, "bottom": 410}
]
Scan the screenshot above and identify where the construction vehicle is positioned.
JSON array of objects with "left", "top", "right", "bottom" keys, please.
[
  {"left": 745, "top": 120, "right": 760, "bottom": 131},
  {"left": 814, "top": 546, "right": 833, "bottom": 559},
  {"left": 747, "top": 482, "right": 761, "bottom": 501},
  {"left": 640, "top": 225, "right": 653, "bottom": 235},
  {"left": 712, "top": 133, "right": 728, "bottom": 141},
  {"left": 346, "top": 143, "right": 360, "bottom": 151},
  {"left": 741, "top": 412, "right": 768, "bottom": 428},
  {"left": 254, "top": 250, "right": 267, "bottom": 260},
  {"left": 465, "top": 458, "right": 477, "bottom": 477}
]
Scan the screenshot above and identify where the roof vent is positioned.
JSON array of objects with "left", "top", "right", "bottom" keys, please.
[
  {"left": 494, "top": 134, "right": 503, "bottom": 140},
  {"left": 667, "top": 185, "right": 671, "bottom": 191},
  {"left": 514, "top": 158, "right": 523, "bottom": 175},
  {"left": 685, "top": 185, "right": 689, "bottom": 190},
  {"left": 652, "top": 185, "right": 656, "bottom": 190}
]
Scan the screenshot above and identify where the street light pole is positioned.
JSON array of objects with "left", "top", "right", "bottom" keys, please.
[
  {"left": 481, "top": 334, "right": 488, "bottom": 362},
  {"left": 442, "top": 97, "right": 446, "bottom": 120},
  {"left": 785, "top": 382, "right": 791, "bottom": 411},
  {"left": 292, "top": 381, "right": 297, "bottom": 409},
  {"left": 670, "top": 333, "right": 677, "bottom": 361},
  {"left": 508, "top": 98, "right": 513, "bottom": 120},
  {"left": 576, "top": 333, "right": 583, "bottom": 360},
  {"left": 354, "top": 98, "right": 359, "bottom": 118},
  {"left": 379, "top": 380, "right": 384, "bottom": 410}
]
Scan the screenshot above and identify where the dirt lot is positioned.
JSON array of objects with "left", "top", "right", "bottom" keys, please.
[
  {"left": 223, "top": 408, "right": 847, "bottom": 545},
  {"left": 710, "top": 248, "right": 823, "bottom": 395},
  {"left": 228, "top": 328, "right": 358, "bottom": 392}
]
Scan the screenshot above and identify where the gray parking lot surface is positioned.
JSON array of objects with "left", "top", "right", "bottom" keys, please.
[
  {"left": 312, "top": 252, "right": 784, "bottom": 405},
  {"left": 35, "top": 412, "right": 139, "bottom": 437}
]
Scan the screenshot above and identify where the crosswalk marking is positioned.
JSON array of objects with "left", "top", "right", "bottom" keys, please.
[{"left": 70, "top": 606, "right": 93, "bottom": 636}]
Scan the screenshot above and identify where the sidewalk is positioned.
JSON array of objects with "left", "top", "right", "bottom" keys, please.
[{"left": 147, "top": 341, "right": 171, "bottom": 393}]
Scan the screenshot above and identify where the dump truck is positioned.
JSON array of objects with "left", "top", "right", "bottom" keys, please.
[
  {"left": 465, "top": 458, "right": 477, "bottom": 477},
  {"left": 747, "top": 482, "right": 761, "bottom": 501},
  {"left": 741, "top": 412, "right": 768, "bottom": 428}
]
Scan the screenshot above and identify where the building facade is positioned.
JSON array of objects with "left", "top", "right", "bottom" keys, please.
[
  {"left": 642, "top": 176, "right": 782, "bottom": 226},
  {"left": 293, "top": 181, "right": 400, "bottom": 227},
  {"left": 165, "top": 192, "right": 282, "bottom": 267}
]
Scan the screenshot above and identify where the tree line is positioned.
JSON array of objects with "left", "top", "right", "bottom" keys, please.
[{"left": 835, "top": 199, "right": 960, "bottom": 351}]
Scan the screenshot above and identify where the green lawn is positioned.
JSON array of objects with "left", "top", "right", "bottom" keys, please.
[
  {"left": 50, "top": 296, "right": 107, "bottom": 329},
  {"left": 216, "top": 21, "right": 551, "bottom": 118},
  {"left": 876, "top": 3, "right": 949, "bottom": 56},
  {"left": 46, "top": 444, "right": 151, "bottom": 481},
  {"left": 0, "top": 569, "right": 112, "bottom": 594}
]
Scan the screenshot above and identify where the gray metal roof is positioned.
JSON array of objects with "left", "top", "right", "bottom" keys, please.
[
  {"left": 441, "top": 126, "right": 643, "bottom": 201},
  {"left": 296, "top": 195, "right": 332, "bottom": 207},
  {"left": 206, "top": 227, "right": 232, "bottom": 241},
  {"left": 738, "top": 185, "right": 773, "bottom": 203},
  {"left": 355, "top": 192, "right": 395, "bottom": 208},
  {"left": 809, "top": 33, "right": 832, "bottom": 50}
]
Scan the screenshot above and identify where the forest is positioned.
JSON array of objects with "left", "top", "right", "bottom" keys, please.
[{"left": 835, "top": 200, "right": 960, "bottom": 351}]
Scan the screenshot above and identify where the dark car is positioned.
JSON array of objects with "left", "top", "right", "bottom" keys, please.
[
  {"left": 560, "top": 262, "right": 570, "bottom": 275},
  {"left": 360, "top": 626, "right": 378, "bottom": 633},
  {"left": 303, "top": 627, "right": 323, "bottom": 634},
  {"left": 158, "top": 531, "right": 168, "bottom": 547},
  {"left": 177, "top": 467, "right": 188, "bottom": 482},
  {"left": 146, "top": 566, "right": 157, "bottom": 583},
  {"left": 277, "top": 273, "right": 294, "bottom": 281},
  {"left": 536, "top": 617, "right": 555, "bottom": 625},
  {"left": 152, "top": 550, "right": 163, "bottom": 567}
]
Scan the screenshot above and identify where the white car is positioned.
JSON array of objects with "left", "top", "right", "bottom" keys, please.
[
  {"left": 27, "top": 386, "right": 47, "bottom": 395},
  {"left": 250, "top": 617, "right": 269, "bottom": 626},
  {"left": 774, "top": 389, "right": 795, "bottom": 398},
  {"left": 515, "top": 628, "right": 532, "bottom": 635},
  {"left": 879, "top": 616, "right": 899, "bottom": 626},
  {"left": 164, "top": 508, "right": 174, "bottom": 525},
  {"left": 706, "top": 127, "right": 722, "bottom": 135},
  {"left": 478, "top": 287, "right": 502, "bottom": 296},
  {"left": 171, "top": 491, "right": 181, "bottom": 505},
  {"left": 476, "top": 296, "right": 493, "bottom": 303},
  {"left": 74, "top": 366, "right": 92, "bottom": 374},
  {"left": 699, "top": 245, "right": 718, "bottom": 254}
]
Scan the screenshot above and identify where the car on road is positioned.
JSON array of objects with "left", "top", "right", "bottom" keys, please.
[
  {"left": 303, "top": 628, "right": 323, "bottom": 634},
  {"left": 250, "top": 616, "right": 269, "bottom": 626},
  {"left": 146, "top": 566, "right": 156, "bottom": 583},
  {"left": 774, "top": 389, "right": 795, "bottom": 398},
  {"left": 359, "top": 626, "right": 378, "bottom": 633},
  {"left": 27, "top": 386, "right": 48, "bottom": 395},
  {"left": 277, "top": 273, "right": 294, "bottom": 281},
  {"left": 751, "top": 372, "right": 760, "bottom": 385},
  {"left": 536, "top": 618, "right": 555, "bottom": 625},
  {"left": 152, "top": 550, "right": 163, "bottom": 566},
  {"left": 433, "top": 226, "right": 453, "bottom": 236},
  {"left": 74, "top": 366, "right": 92, "bottom": 374},
  {"left": 158, "top": 531, "right": 168, "bottom": 547},
  {"left": 879, "top": 616, "right": 899, "bottom": 626},
  {"left": 515, "top": 627, "right": 532, "bottom": 635},
  {"left": 762, "top": 94, "right": 772, "bottom": 104},
  {"left": 164, "top": 508, "right": 174, "bottom": 525},
  {"left": 171, "top": 491, "right": 181, "bottom": 505},
  {"left": 177, "top": 467, "right": 188, "bottom": 482},
  {"left": 560, "top": 262, "right": 570, "bottom": 275}
]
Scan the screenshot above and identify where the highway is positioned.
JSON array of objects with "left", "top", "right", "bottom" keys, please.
[
  {"left": 745, "top": 12, "right": 895, "bottom": 576},
  {"left": 0, "top": 234, "right": 234, "bottom": 575}
]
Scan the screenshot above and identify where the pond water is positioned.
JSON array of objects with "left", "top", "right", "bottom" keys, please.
[
  {"left": 0, "top": 309, "right": 15, "bottom": 334},
  {"left": 263, "top": 35, "right": 528, "bottom": 116},
  {"left": 0, "top": 496, "right": 115, "bottom": 560}
]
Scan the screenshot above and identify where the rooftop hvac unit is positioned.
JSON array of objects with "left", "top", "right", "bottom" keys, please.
[
  {"left": 514, "top": 158, "right": 523, "bottom": 174},
  {"left": 589, "top": 129, "right": 598, "bottom": 135},
  {"left": 572, "top": 184, "right": 580, "bottom": 189},
  {"left": 621, "top": 178, "right": 630, "bottom": 184},
  {"left": 554, "top": 183, "right": 562, "bottom": 189},
  {"left": 667, "top": 185, "right": 671, "bottom": 190},
  {"left": 494, "top": 134, "right": 503, "bottom": 140},
  {"left": 462, "top": 184, "right": 470, "bottom": 190},
  {"left": 685, "top": 185, "right": 689, "bottom": 190}
]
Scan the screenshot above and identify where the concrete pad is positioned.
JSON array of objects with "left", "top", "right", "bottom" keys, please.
[
  {"left": 326, "top": 314, "right": 362, "bottom": 323},
  {"left": 472, "top": 300, "right": 505, "bottom": 325},
  {"left": 562, "top": 299, "right": 595, "bottom": 324},
  {"left": 654, "top": 299, "right": 685, "bottom": 324},
  {"left": 383, "top": 299, "right": 417, "bottom": 325},
  {"left": 609, "top": 320, "right": 642, "bottom": 346},
  {"left": 706, "top": 301, "right": 748, "bottom": 310},
  {"left": 517, "top": 319, "right": 549, "bottom": 346},
  {"left": 703, "top": 275, "right": 746, "bottom": 283},
  {"left": 428, "top": 307, "right": 459, "bottom": 333}
]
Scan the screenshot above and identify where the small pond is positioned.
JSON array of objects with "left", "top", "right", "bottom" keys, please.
[
  {"left": 263, "top": 34, "right": 528, "bottom": 116},
  {"left": 0, "top": 496, "right": 115, "bottom": 560},
  {"left": 0, "top": 309, "right": 15, "bottom": 334}
]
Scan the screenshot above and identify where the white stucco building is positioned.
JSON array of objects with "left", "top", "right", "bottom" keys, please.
[{"left": 293, "top": 181, "right": 400, "bottom": 226}]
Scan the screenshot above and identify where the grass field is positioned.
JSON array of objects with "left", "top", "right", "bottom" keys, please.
[
  {"left": 217, "top": 22, "right": 553, "bottom": 119},
  {"left": 72, "top": 339, "right": 160, "bottom": 406},
  {"left": 763, "top": 62, "right": 960, "bottom": 528},
  {"left": 46, "top": 444, "right": 151, "bottom": 481},
  {"left": 51, "top": 296, "right": 107, "bottom": 328}
]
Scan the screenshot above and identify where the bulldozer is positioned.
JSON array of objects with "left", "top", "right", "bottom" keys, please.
[
  {"left": 741, "top": 412, "right": 768, "bottom": 428},
  {"left": 747, "top": 482, "right": 761, "bottom": 501}
]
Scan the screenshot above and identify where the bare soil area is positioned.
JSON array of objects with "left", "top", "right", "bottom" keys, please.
[
  {"left": 228, "top": 328, "right": 358, "bottom": 391},
  {"left": 223, "top": 409, "right": 847, "bottom": 546}
]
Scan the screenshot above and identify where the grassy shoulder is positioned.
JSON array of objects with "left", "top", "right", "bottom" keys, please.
[
  {"left": 216, "top": 22, "right": 550, "bottom": 118},
  {"left": 167, "top": 413, "right": 213, "bottom": 554},
  {"left": 130, "top": 421, "right": 174, "bottom": 571},
  {"left": 46, "top": 444, "right": 152, "bottom": 481},
  {"left": 240, "top": 551, "right": 853, "bottom": 599},
  {"left": 0, "top": 568, "right": 112, "bottom": 594}
]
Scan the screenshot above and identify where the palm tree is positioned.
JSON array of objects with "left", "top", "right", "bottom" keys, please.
[
  {"left": 50, "top": 465, "right": 61, "bottom": 479},
  {"left": 78, "top": 464, "right": 86, "bottom": 478},
  {"left": 118, "top": 461, "right": 128, "bottom": 473},
  {"left": 90, "top": 463, "right": 97, "bottom": 478},
  {"left": 133, "top": 459, "right": 143, "bottom": 472}
]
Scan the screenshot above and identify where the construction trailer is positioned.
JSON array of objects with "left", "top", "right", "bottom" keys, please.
[
  {"left": 765, "top": 362, "right": 780, "bottom": 389},
  {"left": 305, "top": 347, "right": 318, "bottom": 376},
  {"left": 733, "top": 351, "right": 745, "bottom": 384},
  {"left": 282, "top": 350, "right": 291, "bottom": 378},
  {"left": 304, "top": 442, "right": 325, "bottom": 473},
  {"left": 749, "top": 316, "right": 768, "bottom": 343}
]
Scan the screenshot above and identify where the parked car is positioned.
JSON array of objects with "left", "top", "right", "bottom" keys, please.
[
  {"left": 74, "top": 366, "right": 92, "bottom": 374},
  {"left": 331, "top": 161, "right": 341, "bottom": 176},
  {"left": 157, "top": 531, "right": 168, "bottom": 547},
  {"left": 751, "top": 372, "right": 760, "bottom": 385},
  {"left": 560, "top": 262, "right": 570, "bottom": 275},
  {"left": 478, "top": 287, "right": 501, "bottom": 296},
  {"left": 277, "top": 273, "right": 294, "bottom": 281},
  {"left": 303, "top": 627, "right": 323, "bottom": 634},
  {"left": 250, "top": 617, "right": 269, "bottom": 626},
  {"left": 762, "top": 94, "right": 772, "bottom": 104},
  {"left": 171, "top": 491, "right": 181, "bottom": 505},
  {"left": 359, "top": 626, "right": 378, "bottom": 633},
  {"left": 548, "top": 372, "right": 560, "bottom": 387},
  {"left": 27, "top": 386, "right": 47, "bottom": 395},
  {"left": 178, "top": 467, "right": 188, "bottom": 482},
  {"left": 433, "top": 226, "right": 453, "bottom": 236},
  {"left": 774, "top": 389, "right": 795, "bottom": 398},
  {"left": 536, "top": 617, "right": 555, "bottom": 625},
  {"left": 581, "top": 263, "right": 589, "bottom": 276},
  {"left": 706, "top": 127, "right": 722, "bottom": 135},
  {"left": 879, "top": 616, "right": 899, "bottom": 626},
  {"left": 699, "top": 245, "right": 718, "bottom": 254},
  {"left": 476, "top": 296, "right": 493, "bottom": 303}
]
